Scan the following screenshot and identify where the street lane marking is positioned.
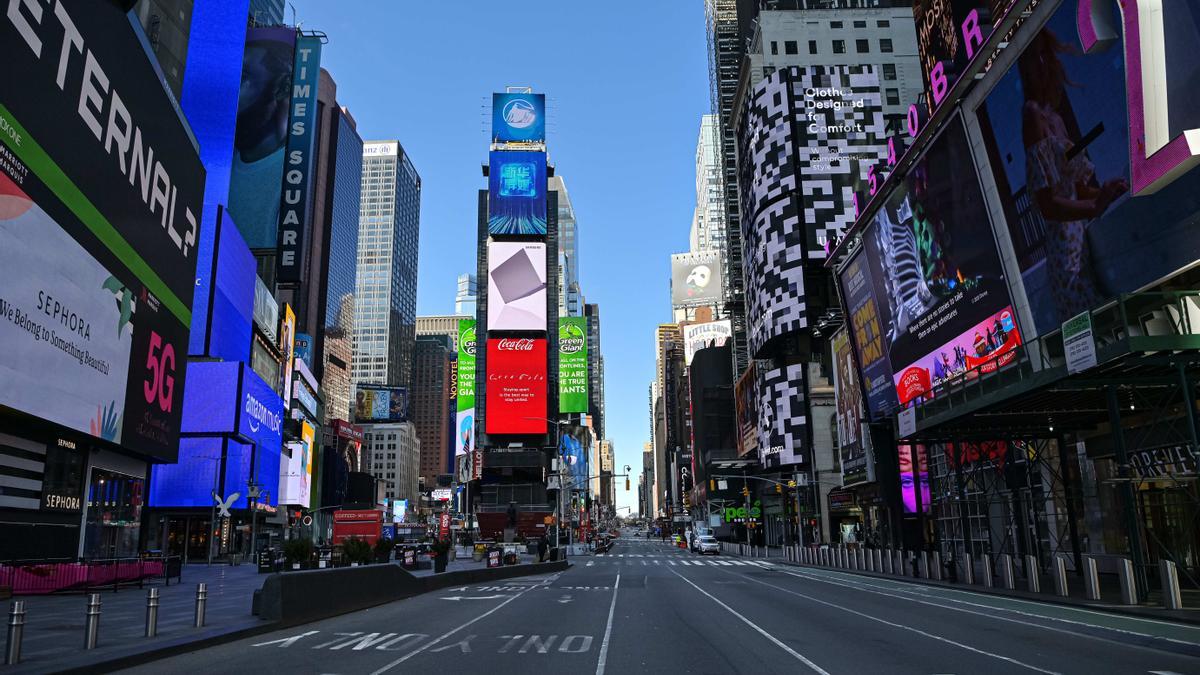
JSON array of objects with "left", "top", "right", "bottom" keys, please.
[
  {"left": 670, "top": 570, "right": 829, "bottom": 674},
  {"left": 253, "top": 630, "right": 319, "bottom": 648},
  {"left": 595, "top": 573, "right": 621, "bottom": 675},
  {"left": 586, "top": 561, "right": 594, "bottom": 567},
  {"left": 370, "top": 575, "right": 556, "bottom": 674},
  {"left": 729, "top": 570, "right": 1059, "bottom": 674},
  {"left": 792, "top": 568, "right": 1200, "bottom": 649}
]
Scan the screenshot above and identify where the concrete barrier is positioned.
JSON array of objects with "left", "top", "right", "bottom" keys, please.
[
  {"left": 1118, "top": 558, "right": 1137, "bottom": 605},
  {"left": 1026, "top": 555, "right": 1041, "bottom": 593},
  {"left": 257, "top": 559, "right": 569, "bottom": 626},
  {"left": 1084, "top": 556, "right": 1101, "bottom": 601}
]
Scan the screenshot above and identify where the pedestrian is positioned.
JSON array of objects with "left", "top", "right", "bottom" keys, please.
[{"left": 537, "top": 533, "right": 549, "bottom": 563}]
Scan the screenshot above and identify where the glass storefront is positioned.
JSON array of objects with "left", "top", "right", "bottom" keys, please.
[{"left": 83, "top": 468, "right": 145, "bottom": 558}]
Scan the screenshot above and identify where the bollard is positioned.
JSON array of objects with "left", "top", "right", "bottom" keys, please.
[
  {"left": 999, "top": 554, "right": 1015, "bottom": 590},
  {"left": 1118, "top": 558, "right": 1137, "bottom": 605},
  {"left": 983, "top": 555, "right": 994, "bottom": 588},
  {"left": 5, "top": 601, "right": 25, "bottom": 665},
  {"left": 1052, "top": 556, "right": 1069, "bottom": 597},
  {"left": 1026, "top": 555, "right": 1041, "bottom": 593},
  {"left": 145, "top": 587, "right": 160, "bottom": 637},
  {"left": 1084, "top": 556, "right": 1101, "bottom": 601},
  {"left": 858, "top": 549, "right": 866, "bottom": 570},
  {"left": 194, "top": 582, "right": 208, "bottom": 628},
  {"left": 875, "top": 549, "right": 883, "bottom": 573},
  {"left": 866, "top": 549, "right": 874, "bottom": 572},
  {"left": 1160, "top": 560, "right": 1183, "bottom": 610},
  {"left": 963, "top": 554, "right": 975, "bottom": 585},
  {"left": 931, "top": 552, "right": 942, "bottom": 580},
  {"left": 884, "top": 549, "right": 893, "bottom": 575},
  {"left": 84, "top": 594, "right": 101, "bottom": 650},
  {"left": 919, "top": 552, "right": 930, "bottom": 579}
]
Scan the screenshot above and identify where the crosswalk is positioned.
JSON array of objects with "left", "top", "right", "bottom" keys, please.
[{"left": 584, "top": 558, "right": 775, "bottom": 569}]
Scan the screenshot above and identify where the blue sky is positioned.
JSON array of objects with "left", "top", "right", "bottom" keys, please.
[{"left": 294, "top": 1, "right": 711, "bottom": 511}]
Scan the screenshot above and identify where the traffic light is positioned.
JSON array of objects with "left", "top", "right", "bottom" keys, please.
[
  {"left": 709, "top": 479, "right": 716, "bottom": 491},
  {"left": 741, "top": 486, "right": 749, "bottom": 497},
  {"left": 625, "top": 477, "right": 630, "bottom": 491},
  {"left": 787, "top": 480, "right": 797, "bottom": 488},
  {"left": 775, "top": 483, "right": 782, "bottom": 494}
]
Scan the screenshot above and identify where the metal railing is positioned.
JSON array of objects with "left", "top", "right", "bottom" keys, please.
[{"left": 0, "top": 555, "right": 182, "bottom": 595}]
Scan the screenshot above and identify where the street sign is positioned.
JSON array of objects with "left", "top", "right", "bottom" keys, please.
[
  {"left": 898, "top": 407, "right": 916, "bottom": 438},
  {"left": 1063, "top": 311, "right": 1097, "bottom": 375}
]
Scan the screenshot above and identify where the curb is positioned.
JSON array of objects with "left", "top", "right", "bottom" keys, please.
[{"left": 38, "top": 561, "right": 570, "bottom": 674}]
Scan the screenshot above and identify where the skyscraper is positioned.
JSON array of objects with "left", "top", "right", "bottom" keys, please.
[
  {"left": 550, "top": 175, "right": 582, "bottom": 317},
  {"left": 455, "top": 273, "right": 478, "bottom": 316},
  {"left": 690, "top": 114, "right": 724, "bottom": 254},
  {"left": 412, "top": 336, "right": 454, "bottom": 487},
  {"left": 353, "top": 140, "right": 421, "bottom": 388},
  {"left": 248, "top": 0, "right": 285, "bottom": 25}
]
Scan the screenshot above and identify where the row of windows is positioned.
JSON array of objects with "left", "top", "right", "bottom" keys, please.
[{"left": 772, "top": 37, "right": 893, "bottom": 56}]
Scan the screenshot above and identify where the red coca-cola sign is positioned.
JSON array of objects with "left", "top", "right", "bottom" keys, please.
[{"left": 486, "top": 338, "right": 547, "bottom": 434}]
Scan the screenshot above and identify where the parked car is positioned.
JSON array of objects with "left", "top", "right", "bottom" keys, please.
[{"left": 695, "top": 535, "right": 720, "bottom": 555}]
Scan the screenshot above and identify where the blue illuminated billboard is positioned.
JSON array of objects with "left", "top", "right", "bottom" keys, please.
[
  {"left": 180, "top": 362, "right": 240, "bottom": 435},
  {"left": 205, "top": 209, "right": 255, "bottom": 361},
  {"left": 148, "top": 437, "right": 223, "bottom": 508},
  {"left": 238, "top": 366, "right": 284, "bottom": 452},
  {"left": 488, "top": 151, "right": 547, "bottom": 235},
  {"left": 492, "top": 93, "right": 545, "bottom": 143}
]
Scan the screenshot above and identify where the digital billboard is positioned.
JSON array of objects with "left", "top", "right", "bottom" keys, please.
[
  {"left": 238, "top": 365, "right": 285, "bottom": 451},
  {"left": 1, "top": 1, "right": 205, "bottom": 462},
  {"left": 194, "top": 208, "right": 254, "bottom": 362},
  {"left": 456, "top": 320, "right": 477, "bottom": 457},
  {"left": 976, "top": 1, "right": 1200, "bottom": 336},
  {"left": 558, "top": 317, "right": 588, "bottom": 413},
  {"left": 899, "top": 444, "right": 931, "bottom": 514},
  {"left": 180, "top": 362, "right": 241, "bottom": 435},
  {"left": 757, "top": 363, "right": 807, "bottom": 469},
  {"left": 913, "top": 0, "right": 1006, "bottom": 111},
  {"left": 148, "top": 437, "right": 223, "bottom": 508},
  {"left": 859, "top": 116, "right": 1020, "bottom": 407},
  {"left": 485, "top": 338, "right": 547, "bottom": 435},
  {"left": 280, "top": 304, "right": 297, "bottom": 406},
  {"left": 280, "top": 420, "right": 314, "bottom": 507},
  {"left": 670, "top": 251, "right": 724, "bottom": 308},
  {"left": 355, "top": 385, "right": 410, "bottom": 423},
  {"left": 832, "top": 329, "right": 873, "bottom": 486},
  {"left": 492, "top": 93, "right": 546, "bottom": 144},
  {"left": 488, "top": 151, "right": 547, "bottom": 235},
  {"left": 487, "top": 242, "right": 547, "bottom": 331},
  {"left": 276, "top": 35, "right": 322, "bottom": 283},
  {"left": 838, "top": 249, "right": 898, "bottom": 420},
  {"left": 734, "top": 363, "right": 758, "bottom": 458},
  {"left": 683, "top": 320, "right": 732, "bottom": 367},
  {"left": 227, "top": 26, "right": 296, "bottom": 248},
  {"left": 560, "top": 434, "right": 587, "bottom": 486}
]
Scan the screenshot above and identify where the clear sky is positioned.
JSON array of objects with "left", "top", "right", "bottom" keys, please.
[{"left": 293, "top": 1, "right": 711, "bottom": 513}]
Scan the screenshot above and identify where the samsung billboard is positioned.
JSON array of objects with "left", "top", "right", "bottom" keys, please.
[
  {"left": 487, "top": 241, "right": 547, "bottom": 332},
  {"left": 1, "top": 1, "right": 205, "bottom": 462}
]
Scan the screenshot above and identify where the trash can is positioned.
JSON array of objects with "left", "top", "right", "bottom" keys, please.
[{"left": 486, "top": 546, "right": 503, "bottom": 568}]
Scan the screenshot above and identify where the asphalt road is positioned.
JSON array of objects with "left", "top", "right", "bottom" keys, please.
[{"left": 120, "top": 531, "right": 1200, "bottom": 674}]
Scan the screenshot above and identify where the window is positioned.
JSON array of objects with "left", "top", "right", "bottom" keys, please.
[
  {"left": 830, "top": 21, "right": 843, "bottom": 29},
  {"left": 832, "top": 40, "right": 845, "bottom": 54},
  {"left": 856, "top": 39, "right": 869, "bottom": 53},
  {"left": 808, "top": 40, "right": 818, "bottom": 55},
  {"left": 877, "top": 20, "right": 890, "bottom": 28},
  {"left": 854, "top": 20, "right": 866, "bottom": 28},
  {"left": 886, "top": 88, "right": 900, "bottom": 106},
  {"left": 880, "top": 38, "right": 894, "bottom": 53},
  {"left": 784, "top": 40, "right": 798, "bottom": 55},
  {"left": 770, "top": 41, "right": 778, "bottom": 55},
  {"left": 882, "top": 63, "right": 897, "bottom": 80}
]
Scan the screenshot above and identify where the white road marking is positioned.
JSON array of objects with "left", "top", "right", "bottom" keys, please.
[
  {"left": 595, "top": 573, "right": 621, "bottom": 675},
  {"left": 253, "top": 630, "right": 319, "bottom": 648},
  {"left": 729, "top": 570, "right": 1059, "bottom": 674},
  {"left": 670, "top": 570, "right": 829, "bottom": 674},
  {"left": 370, "top": 576, "right": 555, "bottom": 674},
  {"left": 586, "top": 561, "right": 594, "bottom": 567}
]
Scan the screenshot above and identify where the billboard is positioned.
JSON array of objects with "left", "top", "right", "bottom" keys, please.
[
  {"left": 456, "top": 320, "right": 477, "bottom": 456},
  {"left": 193, "top": 207, "right": 255, "bottom": 362},
  {"left": 560, "top": 434, "right": 587, "bottom": 486},
  {"left": 354, "top": 385, "right": 410, "bottom": 423},
  {"left": 859, "top": 116, "right": 1020, "bottom": 407},
  {"left": 913, "top": 0, "right": 1006, "bottom": 111},
  {"left": 238, "top": 364, "right": 285, "bottom": 451},
  {"left": 487, "top": 242, "right": 547, "bottom": 331},
  {"left": 276, "top": 35, "right": 323, "bottom": 283},
  {"left": 757, "top": 363, "right": 807, "bottom": 469},
  {"left": 492, "top": 93, "right": 546, "bottom": 144},
  {"left": 899, "top": 444, "right": 931, "bottom": 514},
  {"left": 683, "top": 320, "right": 732, "bottom": 367},
  {"left": 280, "top": 420, "right": 315, "bottom": 507},
  {"left": 227, "top": 27, "right": 296, "bottom": 248},
  {"left": 280, "top": 304, "right": 297, "bottom": 406},
  {"left": 670, "top": 251, "right": 724, "bottom": 308},
  {"left": 1, "top": 1, "right": 205, "bottom": 461},
  {"left": 832, "top": 329, "right": 873, "bottom": 486},
  {"left": 734, "top": 363, "right": 758, "bottom": 458},
  {"left": 838, "top": 249, "right": 899, "bottom": 419},
  {"left": 485, "top": 338, "right": 547, "bottom": 435},
  {"left": 558, "top": 317, "right": 588, "bottom": 413},
  {"left": 976, "top": 1, "right": 1200, "bottom": 336},
  {"left": 488, "top": 151, "right": 547, "bottom": 235},
  {"left": 148, "top": 437, "right": 223, "bottom": 508}
]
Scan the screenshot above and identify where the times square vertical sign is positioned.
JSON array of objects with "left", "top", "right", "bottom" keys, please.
[{"left": 0, "top": 1, "right": 205, "bottom": 462}]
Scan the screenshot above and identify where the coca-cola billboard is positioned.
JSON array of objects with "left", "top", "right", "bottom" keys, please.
[{"left": 485, "top": 338, "right": 547, "bottom": 435}]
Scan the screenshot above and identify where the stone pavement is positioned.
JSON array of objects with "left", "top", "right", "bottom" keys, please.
[{"left": 1, "top": 563, "right": 271, "bottom": 674}]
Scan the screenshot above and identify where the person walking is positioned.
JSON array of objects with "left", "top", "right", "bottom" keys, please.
[{"left": 537, "top": 534, "right": 549, "bottom": 562}]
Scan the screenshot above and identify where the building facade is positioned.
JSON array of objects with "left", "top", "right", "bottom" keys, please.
[
  {"left": 361, "top": 422, "right": 420, "bottom": 505},
  {"left": 690, "top": 114, "right": 724, "bottom": 254},
  {"left": 412, "top": 336, "right": 453, "bottom": 488},
  {"left": 550, "top": 176, "right": 582, "bottom": 318},
  {"left": 416, "top": 315, "right": 471, "bottom": 351},
  {"left": 353, "top": 140, "right": 421, "bottom": 388},
  {"left": 454, "top": 274, "right": 478, "bottom": 317}
]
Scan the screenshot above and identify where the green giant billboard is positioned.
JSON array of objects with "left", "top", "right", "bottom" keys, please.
[
  {"left": 558, "top": 317, "right": 588, "bottom": 413},
  {"left": 456, "top": 319, "right": 476, "bottom": 456}
]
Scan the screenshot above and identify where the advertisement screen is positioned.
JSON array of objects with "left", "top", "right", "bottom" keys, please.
[
  {"left": 976, "top": 1, "right": 1200, "bottom": 336},
  {"left": 492, "top": 93, "right": 546, "bottom": 144},
  {"left": 354, "top": 385, "right": 410, "bottom": 423},
  {"left": 180, "top": 361, "right": 240, "bottom": 435},
  {"left": 670, "top": 251, "right": 724, "bottom": 308},
  {"left": 1, "top": 1, "right": 205, "bottom": 461},
  {"left": 833, "top": 329, "right": 872, "bottom": 486},
  {"left": 913, "top": 0, "right": 1006, "bottom": 111},
  {"left": 734, "top": 363, "right": 758, "bottom": 458},
  {"left": 899, "top": 444, "right": 931, "bottom": 514},
  {"left": 276, "top": 35, "right": 322, "bottom": 283},
  {"left": 148, "top": 437, "right": 223, "bottom": 508},
  {"left": 487, "top": 242, "right": 547, "bottom": 331},
  {"left": 485, "top": 338, "right": 547, "bottom": 435},
  {"left": 238, "top": 365, "right": 285, "bottom": 451},
  {"left": 488, "top": 151, "right": 547, "bottom": 235},
  {"left": 456, "top": 320, "right": 477, "bottom": 456},
  {"left": 683, "top": 320, "right": 732, "bottom": 367},
  {"left": 280, "top": 420, "right": 314, "bottom": 507},
  {"left": 558, "top": 317, "right": 588, "bottom": 413},
  {"left": 227, "top": 27, "right": 296, "bottom": 248},
  {"left": 757, "top": 363, "right": 807, "bottom": 469},
  {"left": 199, "top": 208, "right": 255, "bottom": 362},
  {"left": 280, "top": 304, "right": 296, "bottom": 407},
  {"left": 861, "top": 117, "right": 1020, "bottom": 407},
  {"left": 560, "top": 434, "right": 587, "bottom": 485},
  {"left": 838, "top": 250, "right": 898, "bottom": 419}
]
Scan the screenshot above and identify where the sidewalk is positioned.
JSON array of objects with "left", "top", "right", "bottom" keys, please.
[
  {"left": 727, "top": 544, "right": 1200, "bottom": 626},
  {"left": 1, "top": 564, "right": 272, "bottom": 674},
  {"left": 407, "top": 548, "right": 539, "bottom": 577}
]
